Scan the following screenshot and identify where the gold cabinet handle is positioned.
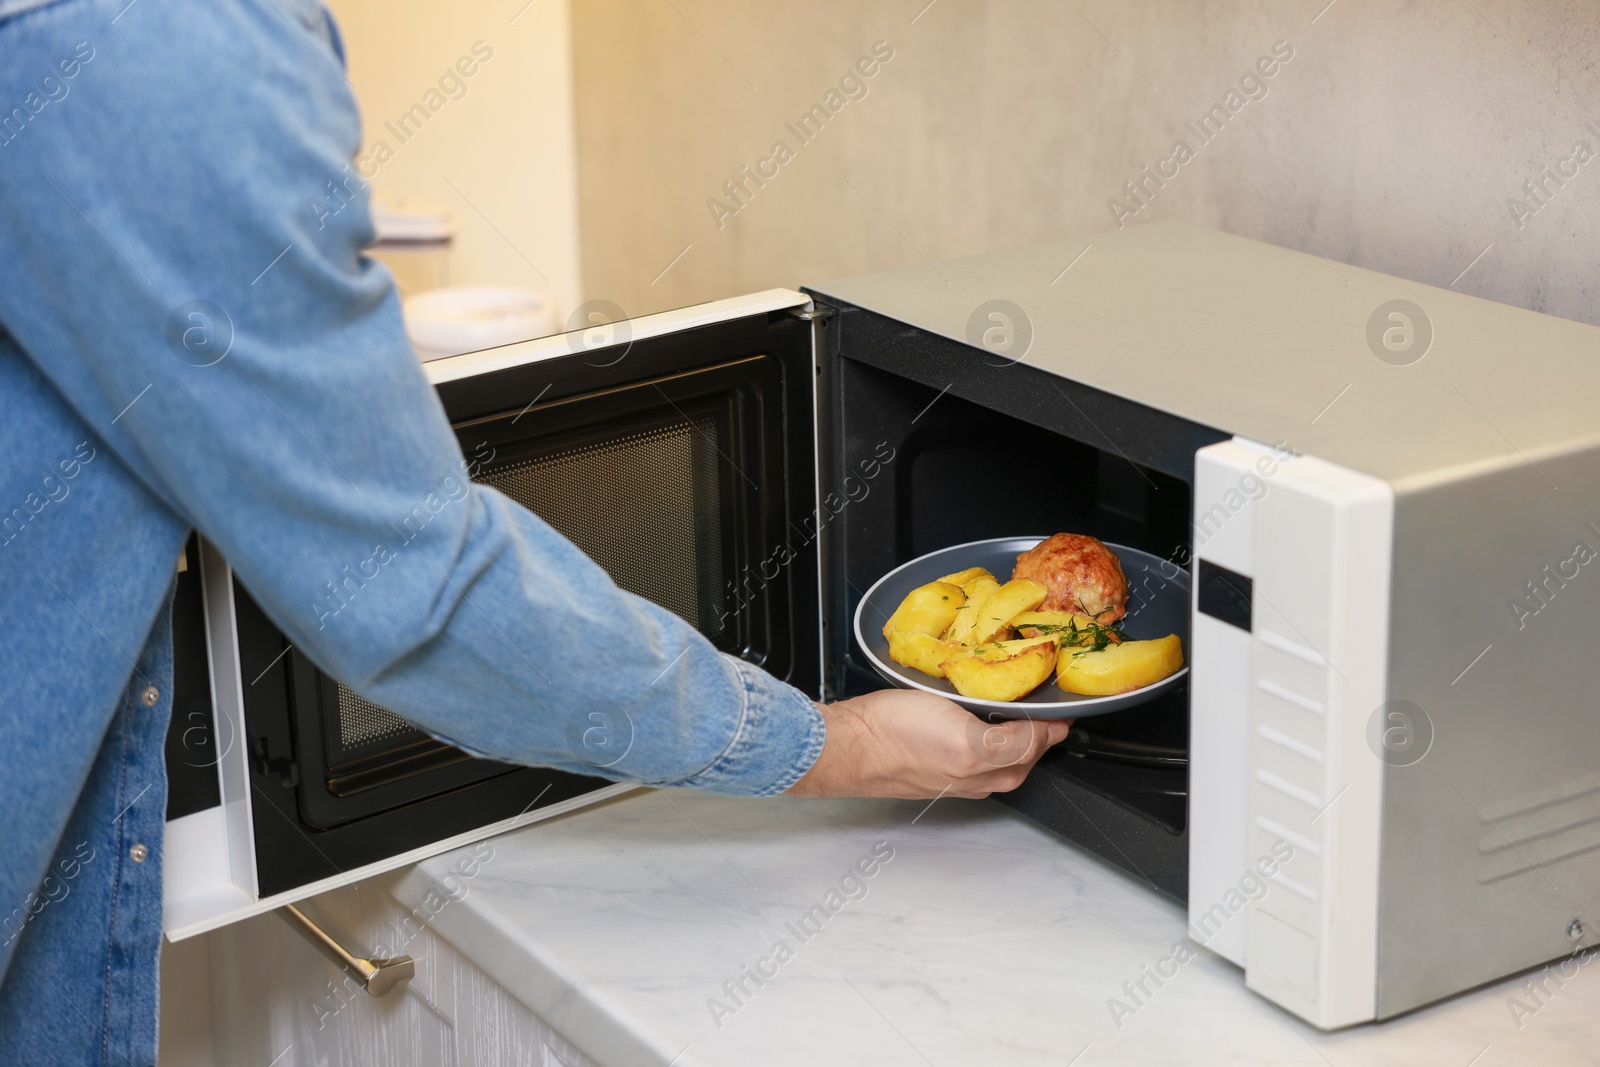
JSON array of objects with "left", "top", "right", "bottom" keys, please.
[{"left": 279, "top": 903, "right": 415, "bottom": 997}]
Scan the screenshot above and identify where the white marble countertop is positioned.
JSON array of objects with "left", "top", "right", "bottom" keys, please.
[{"left": 391, "top": 790, "right": 1598, "bottom": 1067}]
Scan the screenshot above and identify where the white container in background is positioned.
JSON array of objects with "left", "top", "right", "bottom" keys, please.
[
  {"left": 370, "top": 195, "right": 455, "bottom": 297},
  {"left": 371, "top": 196, "right": 455, "bottom": 243},
  {"left": 403, "top": 287, "right": 558, "bottom": 362}
]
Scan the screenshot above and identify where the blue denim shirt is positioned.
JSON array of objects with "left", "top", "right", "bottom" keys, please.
[{"left": 0, "top": 1, "right": 825, "bottom": 1061}]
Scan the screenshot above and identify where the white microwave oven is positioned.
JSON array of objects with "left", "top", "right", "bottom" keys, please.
[{"left": 164, "top": 220, "right": 1600, "bottom": 1030}]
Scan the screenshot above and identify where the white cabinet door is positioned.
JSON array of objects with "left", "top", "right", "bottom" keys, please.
[{"left": 200, "top": 875, "right": 597, "bottom": 1067}]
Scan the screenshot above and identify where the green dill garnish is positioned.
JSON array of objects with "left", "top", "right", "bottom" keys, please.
[{"left": 1026, "top": 615, "right": 1125, "bottom": 652}]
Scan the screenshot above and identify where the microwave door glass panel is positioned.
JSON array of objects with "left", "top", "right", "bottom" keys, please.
[
  {"left": 297, "top": 406, "right": 737, "bottom": 827},
  {"left": 315, "top": 410, "right": 732, "bottom": 798},
  {"left": 476, "top": 413, "right": 726, "bottom": 637},
  {"left": 336, "top": 686, "right": 423, "bottom": 751}
]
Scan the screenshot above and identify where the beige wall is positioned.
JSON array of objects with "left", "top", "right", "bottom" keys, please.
[
  {"left": 573, "top": 0, "right": 1600, "bottom": 327},
  {"left": 326, "top": 0, "right": 583, "bottom": 323}
]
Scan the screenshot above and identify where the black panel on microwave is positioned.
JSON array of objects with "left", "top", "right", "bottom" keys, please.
[
  {"left": 166, "top": 534, "right": 222, "bottom": 820},
  {"left": 1197, "top": 559, "right": 1253, "bottom": 632}
]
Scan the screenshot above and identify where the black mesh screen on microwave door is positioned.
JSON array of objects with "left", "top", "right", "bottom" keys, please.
[
  {"left": 476, "top": 415, "right": 725, "bottom": 635},
  {"left": 335, "top": 684, "right": 420, "bottom": 752}
]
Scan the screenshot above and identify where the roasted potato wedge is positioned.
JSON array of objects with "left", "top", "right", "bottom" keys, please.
[
  {"left": 943, "top": 577, "right": 1001, "bottom": 644},
  {"left": 966, "top": 634, "right": 1061, "bottom": 660},
  {"left": 1011, "top": 610, "right": 1121, "bottom": 645},
  {"left": 941, "top": 635, "right": 1060, "bottom": 701},
  {"left": 1056, "top": 634, "right": 1184, "bottom": 696},
  {"left": 887, "top": 631, "right": 962, "bottom": 678},
  {"left": 881, "top": 581, "right": 965, "bottom": 640},
  {"left": 937, "top": 566, "right": 996, "bottom": 590},
  {"left": 971, "top": 578, "right": 1049, "bottom": 645}
]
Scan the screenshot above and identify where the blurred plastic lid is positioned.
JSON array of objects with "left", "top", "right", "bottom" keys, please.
[
  {"left": 372, "top": 195, "right": 455, "bottom": 244},
  {"left": 404, "top": 287, "right": 557, "bottom": 361}
]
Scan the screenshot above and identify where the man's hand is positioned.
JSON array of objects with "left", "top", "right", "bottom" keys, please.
[{"left": 786, "top": 688, "right": 1071, "bottom": 800}]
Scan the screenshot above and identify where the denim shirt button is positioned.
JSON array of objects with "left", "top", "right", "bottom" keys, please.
[
  {"left": 129, "top": 843, "right": 148, "bottom": 863},
  {"left": 139, "top": 685, "right": 159, "bottom": 707}
]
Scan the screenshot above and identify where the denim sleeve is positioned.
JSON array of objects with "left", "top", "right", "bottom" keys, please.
[{"left": 0, "top": 0, "right": 823, "bottom": 796}]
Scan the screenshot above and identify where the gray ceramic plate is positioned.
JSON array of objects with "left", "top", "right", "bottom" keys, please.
[{"left": 854, "top": 536, "right": 1190, "bottom": 721}]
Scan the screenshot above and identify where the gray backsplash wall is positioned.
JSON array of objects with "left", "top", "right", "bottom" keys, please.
[{"left": 572, "top": 0, "right": 1598, "bottom": 326}]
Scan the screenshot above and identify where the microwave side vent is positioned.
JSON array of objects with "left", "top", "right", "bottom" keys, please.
[{"left": 1475, "top": 769, "right": 1600, "bottom": 885}]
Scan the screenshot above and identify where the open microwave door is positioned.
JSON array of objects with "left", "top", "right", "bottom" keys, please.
[{"left": 163, "top": 289, "right": 823, "bottom": 939}]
